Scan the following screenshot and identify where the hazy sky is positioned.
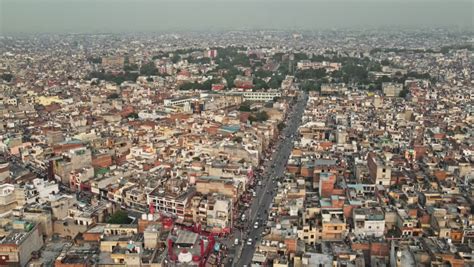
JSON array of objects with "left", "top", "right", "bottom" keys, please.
[{"left": 1, "top": 0, "right": 472, "bottom": 33}]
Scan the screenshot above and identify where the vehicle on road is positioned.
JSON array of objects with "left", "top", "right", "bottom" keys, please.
[
  {"left": 234, "top": 238, "right": 239, "bottom": 245},
  {"left": 254, "top": 222, "right": 259, "bottom": 229},
  {"left": 246, "top": 238, "right": 253, "bottom": 245}
]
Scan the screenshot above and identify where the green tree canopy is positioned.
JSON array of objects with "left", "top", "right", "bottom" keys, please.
[
  {"left": 239, "top": 103, "right": 252, "bottom": 112},
  {"left": 107, "top": 93, "right": 119, "bottom": 99},
  {"left": 140, "top": 62, "right": 158, "bottom": 76},
  {"left": 0, "top": 73, "right": 13, "bottom": 82},
  {"left": 249, "top": 111, "right": 269, "bottom": 122},
  {"left": 108, "top": 210, "right": 132, "bottom": 224}
]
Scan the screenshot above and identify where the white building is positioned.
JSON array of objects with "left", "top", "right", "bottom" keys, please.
[
  {"left": 353, "top": 207, "right": 385, "bottom": 237},
  {"left": 24, "top": 178, "right": 59, "bottom": 204},
  {"left": 242, "top": 91, "right": 282, "bottom": 102},
  {"left": 382, "top": 82, "right": 403, "bottom": 97},
  {"left": 163, "top": 96, "right": 198, "bottom": 107}
]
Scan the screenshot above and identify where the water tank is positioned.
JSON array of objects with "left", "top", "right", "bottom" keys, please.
[{"left": 147, "top": 214, "right": 153, "bottom": 221}]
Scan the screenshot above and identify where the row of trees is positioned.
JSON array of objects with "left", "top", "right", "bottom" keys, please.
[{"left": 179, "top": 79, "right": 219, "bottom": 91}]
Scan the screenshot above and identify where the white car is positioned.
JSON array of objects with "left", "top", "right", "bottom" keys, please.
[
  {"left": 246, "top": 238, "right": 253, "bottom": 245},
  {"left": 254, "top": 222, "right": 259, "bottom": 229},
  {"left": 234, "top": 238, "right": 239, "bottom": 245}
]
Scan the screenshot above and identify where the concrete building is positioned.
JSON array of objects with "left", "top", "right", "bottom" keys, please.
[
  {"left": 147, "top": 186, "right": 195, "bottom": 219},
  {"left": 382, "top": 82, "right": 403, "bottom": 97},
  {"left": 368, "top": 153, "right": 391, "bottom": 186},
  {"left": 0, "top": 221, "right": 44, "bottom": 267},
  {"left": 353, "top": 207, "right": 385, "bottom": 238},
  {"left": 0, "top": 184, "right": 25, "bottom": 217},
  {"left": 242, "top": 91, "right": 282, "bottom": 102},
  {"left": 0, "top": 162, "right": 10, "bottom": 183},
  {"left": 321, "top": 208, "right": 346, "bottom": 241}
]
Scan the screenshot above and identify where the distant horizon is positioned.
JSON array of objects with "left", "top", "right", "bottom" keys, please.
[{"left": 1, "top": 0, "right": 472, "bottom": 34}]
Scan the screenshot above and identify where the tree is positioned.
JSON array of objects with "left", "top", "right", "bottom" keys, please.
[
  {"left": 249, "top": 111, "right": 269, "bottom": 122},
  {"left": 107, "top": 93, "right": 119, "bottom": 99},
  {"left": 239, "top": 103, "right": 252, "bottom": 112},
  {"left": 301, "top": 80, "right": 320, "bottom": 91},
  {"left": 268, "top": 75, "right": 283, "bottom": 88},
  {"left": 171, "top": 54, "right": 181, "bottom": 63},
  {"left": 108, "top": 210, "right": 132, "bottom": 224},
  {"left": 368, "top": 61, "right": 382, "bottom": 71},
  {"left": 256, "top": 111, "right": 269, "bottom": 121},
  {"left": 124, "top": 63, "right": 139, "bottom": 72},
  {"left": 87, "top": 56, "right": 102, "bottom": 64},
  {"left": 127, "top": 112, "right": 139, "bottom": 119},
  {"left": 254, "top": 78, "right": 269, "bottom": 90},
  {"left": 187, "top": 57, "right": 211, "bottom": 65},
  {"left": 295, "top": 69, "right": 326, "bottom": 80},
  {"left": 381, "top": 59, "right": 391, "bottom": 66},
  {"left": 140, "top": 62, "right": 158, "bottom": 76},
  {"left": 254, "top": 69, "right": 272, "bottom": 78},
  {"left": 232, "top": 136, "right": 243, "bottom": 143},
  {"left": 293, "top": 53, "right": 309, "bottom": 61},
  {"left": 277, "top": 122, "right": 285, "bottom": 131},
  {"left": 0, "top": 73, "right": 13, "bottom": 82},
  {"left": 399, "top": 88, "right": 409, "bottom": 98},
  {"left": 179, "top": 80, "right": 212, "bottom": 91}
]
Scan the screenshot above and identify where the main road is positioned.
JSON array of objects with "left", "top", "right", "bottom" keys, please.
[{"left": 233, "top": 91, "right": 308, "bottom": 266}]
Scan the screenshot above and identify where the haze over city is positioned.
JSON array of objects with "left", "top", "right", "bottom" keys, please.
[{"left": 1, "top": 0, "right": 473, "bottom": 33}]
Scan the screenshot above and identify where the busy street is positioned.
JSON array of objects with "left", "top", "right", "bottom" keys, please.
[{"left": 223, "top": 91, "right": 307, "bottom": 267}]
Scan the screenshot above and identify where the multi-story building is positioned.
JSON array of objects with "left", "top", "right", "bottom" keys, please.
[
  {"left": 242, "top": 91, "right": 282, "bottom": 102},
  {"left": 321, "top": 208, "right": 347, "bottom": 241},
  {"left": 382, "top": 82, "right": 403, "bottom": 97},
  {"left": 147, "top": 185, "right": 195, "bottom": 219},
  {"left": 0, "top": 221, "right": 44, "bottom": 267},
  {"left": 353, "top": 207, "right": 385, "bottom": 238},
  {"left": 0, "top": 184, "right": 25, "bottom": 217},
  {"left": 0, "top": 161, "right": 10, "bottom": 183},
  {"left": 368, "top": 152, "right": 392, "bottom": 186}
]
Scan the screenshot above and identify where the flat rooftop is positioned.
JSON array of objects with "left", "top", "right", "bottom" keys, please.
[{"left": 175, "top": 230, "right": 198, "bottom": 246}]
